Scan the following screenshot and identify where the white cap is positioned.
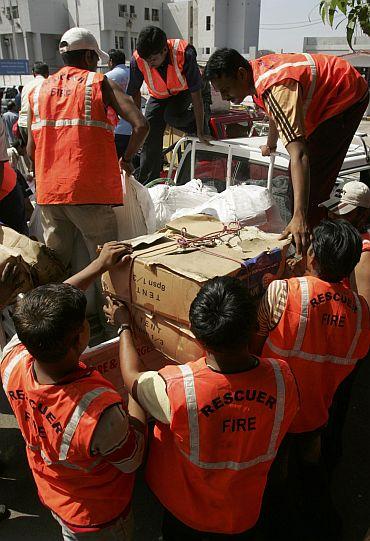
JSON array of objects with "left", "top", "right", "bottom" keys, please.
[
  {"left": 59, "top": 27, "right": 109, "bottom": 64},
  {"left": 319, "top": 181, "right": 370, "bottom": 215}
]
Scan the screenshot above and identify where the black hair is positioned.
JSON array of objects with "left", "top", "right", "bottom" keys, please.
[
  {"left": 12, "top": 283, "right": 87, "bottom": 364},
  {"left": 137, "top": 26, "right": 167, "bottom": 59},
  {"left": 60, "top": 44, "right": 97, "bottom": 67},
  {"left": 6, "top": 101, "right": 15, "bottom": 111},
  {"left": 189, "top": 276, "right": 256, "bottom": 352},
  {"left": 108, "top": 48, "right": 126, "bottom": 66},
  {"left": 204, "top": 48, "right": 252, "bottom": 81},
  {"left": 312, "top": 219, "right": 362, "bottom": 282},
  {"left": 32, "top": 61, "right": 49, "bottom": 77}
]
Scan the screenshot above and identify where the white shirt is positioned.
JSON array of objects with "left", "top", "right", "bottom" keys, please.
[{"left": 18, "top": 75, "right": 46, "bottom": 128}]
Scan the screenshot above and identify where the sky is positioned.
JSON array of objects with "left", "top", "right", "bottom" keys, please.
[{"left": 259, "top": 0, "right": 359, "bottom": 52}]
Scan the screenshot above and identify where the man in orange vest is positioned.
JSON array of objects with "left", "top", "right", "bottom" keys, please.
[
  {"left": 127, "top": 26, "right": 211, "bottom": 184},
  {"left": 27, "top": 27, "right": 149, "bottom": 269},
  {"left": 105, "top": 276, "right": 299, "bottom": 539},
  {"left": 1, "top": 242, "right": 146, "bottom": 540},
  {"left": 253, "top": 219, "right": 369, "bottom": 460},
  {"left": 204, "top": 49, "right": 369, "bottom": 255}
]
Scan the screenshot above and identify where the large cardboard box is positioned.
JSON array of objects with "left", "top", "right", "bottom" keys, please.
[{"left": 102, "top": 218, "right": 290, "bottom": 325}]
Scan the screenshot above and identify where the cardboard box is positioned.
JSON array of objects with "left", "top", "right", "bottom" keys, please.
[
  {"left": 102, "top": 218, "right": 290, "bottom": 325},
  {"left": 81, "top": 311, "right": 195, "bottom": 403}
]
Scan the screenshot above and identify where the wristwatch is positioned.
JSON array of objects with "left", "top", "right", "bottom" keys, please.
[{"left": 117, "top": 324, "right": 132, "bottom": 336}]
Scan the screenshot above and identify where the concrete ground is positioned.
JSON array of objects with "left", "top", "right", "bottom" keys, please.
[{"left": 0, "top": 120, "right": 369, "bottom": 541}]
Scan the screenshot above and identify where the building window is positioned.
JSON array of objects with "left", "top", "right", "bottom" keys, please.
[
  {"left": 119, "top": 36, "right": 124, "bottom": 49},
  {"left": 145, "top": 7, "right": 150, "bottom": 20},
  {"left": 131, "top": 37, "right": 137, "bottom": 52},
  {"left": 206, "top": 16, "right": 211, "bottom": 31},
  {"left": 205, "top": 47, "right": 210, "bottom": 54},
  {"left": 6, "top": 5, "right": 19, "bottom": 19},
  {"left": 115, "top": 36, "right": 119, "bottom": 48},
  {"left": 130, "top": 5, "right": 135, "bottom": 15},
  {"left": 118, "top": 4, "right": 127, "bottom": 17},
  {"left": 152, "top": 8, "right": 159, "bottom": 21}
]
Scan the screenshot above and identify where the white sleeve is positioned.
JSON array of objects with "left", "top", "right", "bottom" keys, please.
[
  {"left": 136, "top": 371, "right": 171, "bottom": 424},
  {"left": 0, "top": 118, "right": 9, "bottom": 161}
]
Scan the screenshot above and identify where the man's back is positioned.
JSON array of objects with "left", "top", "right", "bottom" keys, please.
[
  {"left": 30, "top": 65, "right": 122, "bottom": 205},
  {"left": 146, "top": 356, "right": 299, "bottom": 534},
  {"left": 3, "top": 110, "right": 18, "bottom": 143},
  {"left": 263, "top": 275, "right": 369, "bottom": 432}
]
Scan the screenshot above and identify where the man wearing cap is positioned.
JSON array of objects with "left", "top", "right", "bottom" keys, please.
[
  {"left": 320, "top": 181, "right": 370, "bottom": 306},
  {"left": 27, "top": 27, "right": 148, "bottom": 273}
]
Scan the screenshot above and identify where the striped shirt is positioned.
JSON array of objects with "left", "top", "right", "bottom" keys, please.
[
  {"left": 263, "top": 80, "right": 306, "bottom": 147},
  {"left": 257, "top": 279, "right": 288, "bottom": 336}
]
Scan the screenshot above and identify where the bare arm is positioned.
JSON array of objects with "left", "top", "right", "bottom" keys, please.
[
  {"left": 260, "top": 116, "right": 279, "bottom": 155},
  {"left": 102, "top": 77, "right": 148, "bottom": 163},
  {"left": 104, "top": 299, "right": 147, "bottom": 400},
  {"left": 64, "top": 242, "right": 131, "bottom": 291},
  {"left": 282, "top": 139, "right": 311, "bottom": 255},
  {"left": 26, "top": 107, "right": 35, "bottom": 163},
  {"left": 350, "top": 252, "right": 370, "bottom": 307},
  {"left": 191, "top": 89, "right": 206, "bottom": 141},
  {"left": 132, "top": 90, "right": 142, "bottom": 110}
]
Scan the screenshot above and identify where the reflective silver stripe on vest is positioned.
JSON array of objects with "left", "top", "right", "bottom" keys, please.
[
  {"left": 172, "top": 39, "right": 186, "bottom": 88},
  {"left": 293, "top": 277, "right": 309, "bottom": 351},
  {"left": 84, "top": 71, "right": 95, "bottom": 121},
  {"left": 266, "top": 358, "right": 285, "bottom": 456},
  {"left": 31, "top": 118, "right": 114, "bottom": 132},
  {"left": 2, "top": 350, "right": 28, "bottom": 393},
  {"left": 265, "top": 338, "right": 358, "bottom": 365},
  {"left": 302, "top": 53, "right": 317, "bottom": 116},
  {"left": 254, "top": 59, "right": 311, "bottom": 90},
  {"left": 33, "top": 80, "right": 43, "bottom": 124},
  {"left": 179, "top": 359, "right": 286, "bottom": 470},
  {"left": 346, "top": 292, "right": 362, "bottom": 359},
  {"left": 179, "top": 364, "right": 200, "bottom": 463},
  {"left": 142, "top": 58, "right": 169, "bottom": 97},
  {"left": 59, "top": 387, "right": 116, "bottom": 461}
]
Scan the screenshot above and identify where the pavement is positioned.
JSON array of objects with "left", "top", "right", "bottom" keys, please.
[{"left": 0, "top": 119, "right": 369, "bottom": 541}]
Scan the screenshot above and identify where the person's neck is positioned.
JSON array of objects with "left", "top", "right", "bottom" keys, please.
[
  {"left": 206, "top": 347, "right": 258, "bottom": 373},
  {"left": 33, "top": 357, "right": 78, "bottom": 385}
]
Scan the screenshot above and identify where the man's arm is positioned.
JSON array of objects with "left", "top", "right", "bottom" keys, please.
[
  {"left": 65, "top": 241, "right": 132, "bottom": 291},
  {"left": 0, "top": 118, "right": 8, "bottom": 189},
  {"left": 126, "top": 56, "right": 144, "bottom": 109},
  {"left": 262, "top": 82, "right": 310, "bottom": 255},
  {"left": 26, "top": 107, "right": 35, "bottom": 163},
  {"left": 104, "top": 298, "right": 148, "bottom": 400},
  {"left": 260, "top": 116, "right": 279, "bottom": 155},
  {"left": 350, "top": 251, "right": 370, "bottom": 307},
  {"left": 284, "top": 139, "right": 311, "bottom": 255},
  {"left": 102, "top": 77, "right": 149, "bottom": 173}
]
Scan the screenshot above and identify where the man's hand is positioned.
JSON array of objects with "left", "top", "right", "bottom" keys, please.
[
  {"left": 280, "top": 213, "right": 310, "bottom": 256},
  {"left": 119, "top": 158, "right": 135, "bottom": 176},
  {"left": 96, "top": 242, "right": 133, "bottom": 273},
  {"left": 0, "top": 259, "right": 23, "bottom": 306},
  {"left": 197, "top": 132, "right": 214, "bottom": 146},
  {"left": 260, "top": 144, "right": 277, "bottom": 157},
  {"left": 104, "top": 296, "right": 131, "bottom": 327}
]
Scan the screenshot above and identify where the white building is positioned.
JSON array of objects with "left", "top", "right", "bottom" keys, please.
[
  {"left": 0, "top": 0, "right": 69, "bottom": 71},
  {"left": 303, "top": 35, "right": 370, "bottom": 56},
  {"left": 68, "top": 0, "right": 167, "bottom": 61},
  {"left": 164, "top": 0, "right": 261, "bottom": 62}
]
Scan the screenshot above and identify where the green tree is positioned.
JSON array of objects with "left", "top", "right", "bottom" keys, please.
[{"left": 319, "top": 0, "right": 370, "bottom": 49}]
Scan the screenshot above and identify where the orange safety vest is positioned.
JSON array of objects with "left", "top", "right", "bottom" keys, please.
[
  {"left": 1, "top": 344, "right": 135, "bottom": 527},
  {"left": 0, "top": 162, "right": 17, "bottom": 201},
  {"left": 145, "top": 357, "right": 299, "bottom": 534},
  {"left": 263, "top": 276, "right": 370, "bottom": 433},
  {"left": 251, "top": 53, "right": 368, "bottom": 138},
  {"left": 30, "top": 66, "right": 122, "bottom": 205},
  {"left": 134, "top": 39, "right": 189, "bottom": 99}
]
